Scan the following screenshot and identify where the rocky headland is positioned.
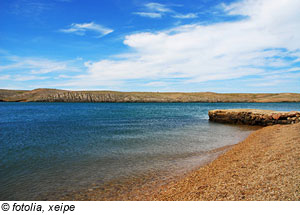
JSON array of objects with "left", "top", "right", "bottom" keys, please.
[
  {"left": 209, "top": 109, "right": 300, "bottom": 126},
  {"left": 1, "top": 88, "right": 300, "bottom": 103}
]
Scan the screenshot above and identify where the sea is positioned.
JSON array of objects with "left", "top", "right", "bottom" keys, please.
[{"left": 0, "top": 102, "right": 299, "bottom": 200}]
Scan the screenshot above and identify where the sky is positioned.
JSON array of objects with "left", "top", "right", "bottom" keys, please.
[{"left": 0, "top": 0, "right": 300, "bottom": 92}]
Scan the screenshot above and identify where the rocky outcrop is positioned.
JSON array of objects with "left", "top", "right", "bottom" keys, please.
[
  {"left": 1, "top": 88, "right": 300, "bottom": 103},
  {"left": 208, "top": 109, "right": 300, "bottom": 126}
]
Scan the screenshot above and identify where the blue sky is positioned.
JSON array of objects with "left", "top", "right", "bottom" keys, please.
[{"left": 1, "top": 0, "right": 300, "bottom": 92}]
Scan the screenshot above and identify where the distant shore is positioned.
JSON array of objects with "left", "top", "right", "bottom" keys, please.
[{"left": 1, "top": 88, "right": 300, "bottom": 103}]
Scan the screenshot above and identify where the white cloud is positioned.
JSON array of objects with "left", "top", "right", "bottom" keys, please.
[
  {"left": 0, "top": 57, "right": 77, "bottom": 74},
  {"left": 145, "top": 3, "right": 172, "bottom": 13},
  {"left": 0, "top": 75, "right": 10, "bottom": 80},
  {"left": 0, "top": 55, "right": 81, "bottom": 82},
  {"left": 134, "top": 2, "right": 173, "bottom": 18},
  {"left": 246, "top": 71, "right": 300, "bottom": 87},
  {"left": 60, "top": 22, "right": 113, "bottom": 37},
  {"left": 11, "top": 0, "right": 51, "bottom": 17},
  {"left": 172, "top": 13, "right": 198, "bottom": 19},
  {"left": 68, "top": 0, "right": 300, "bottom": 90},
  {"left": 55, "top": 0, "right": 72, "bottom": 2},
  {"left": 133, "top": 12, "right": 162, "bottom": 18},
  {"left": 144, "top": 81, "right": 168, "bottom": 87},
  {"left": 287, "top": 67, "right": 300, "bottom": 72},
  {"left": 134, "top": 2, "right": 198, "bottom": 19},
  {"left": 247, "top": 80, "right": 283, "bottom": 87},
  {"left": 14, "top": 75, "right": 49, "bottom": 81}
]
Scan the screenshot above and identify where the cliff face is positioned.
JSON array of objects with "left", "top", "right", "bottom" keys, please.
[
  {"left": 209, "top": 109, "right": 300, "bottom": 125},
  {"left": 1, "top": 88, "right": 300, "bottom": 103}
]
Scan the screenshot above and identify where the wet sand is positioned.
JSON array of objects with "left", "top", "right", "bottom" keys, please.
[{"left": 58, "top": 123, "right": 299, "bottom": 201}]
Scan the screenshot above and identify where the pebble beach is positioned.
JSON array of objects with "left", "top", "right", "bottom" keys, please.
[{"left": 139, "top": 123, "right": 300, "bottom": 200}]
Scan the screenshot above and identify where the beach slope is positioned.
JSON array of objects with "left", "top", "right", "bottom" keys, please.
[{"left": 140, "top": 123, "right": 300, "bottom": 200}]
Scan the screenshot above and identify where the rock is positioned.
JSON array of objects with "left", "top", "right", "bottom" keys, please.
[
  {"left": 272, "top": 114, "right": 281, "bottom": 120},
  {"left": 208, "top": 109, "right": 300, "bottom": 126}
]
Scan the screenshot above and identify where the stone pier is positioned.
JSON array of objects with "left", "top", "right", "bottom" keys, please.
[{"left": 208, "top": 109, "right": 300, "bottom": 126}]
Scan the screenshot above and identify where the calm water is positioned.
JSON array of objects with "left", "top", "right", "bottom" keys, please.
[{"left": 0, "top": 102, "right": 299, "bottom": 200}]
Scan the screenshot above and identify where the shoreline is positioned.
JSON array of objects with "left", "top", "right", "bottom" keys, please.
[
  {"left": 44, "top": 144, "right": 236, "bottom": 201},
  {"left": 62, "top": 123, "right": 300, "bottom": 201},
  {"left": 52, "top": 127, "right": 258, "bottom": 201},
  {"left": 141, "top": 123, "right": 300, "bottom": 200}
]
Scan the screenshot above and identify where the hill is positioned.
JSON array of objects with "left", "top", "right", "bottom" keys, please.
[{"left": 1, "top": 88, "right": 300, "bottom": 103}]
